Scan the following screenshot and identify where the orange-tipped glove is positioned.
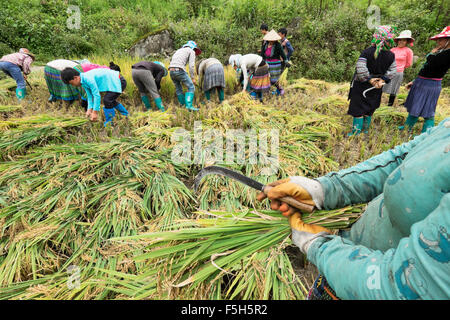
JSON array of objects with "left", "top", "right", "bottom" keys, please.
[
  {"left": 257, "top": 176, "right": 330, "bottom": 253},
  {"left": 289, "top": 212, "right": 330, "bottom": 254},
  {"left": 257, "top": 176, "right": 325, "bottom": 216}
]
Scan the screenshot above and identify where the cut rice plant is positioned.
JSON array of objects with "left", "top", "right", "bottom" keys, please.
[
  {"left": 0, "top": 105, "right": 22, "bottom": 113},
  {"left": 0, "top": 74, "right": 447, "bottom": 300},
  {"left": 93, "top": 206, "right": 363, "bottom": 299}
]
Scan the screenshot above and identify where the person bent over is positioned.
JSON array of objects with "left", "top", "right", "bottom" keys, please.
[
  {"left": 0, "top": 48, "right": 35, "bottom": 102},
  {"left": 61, "top": 67, "right": 128, "bottom": 127}
]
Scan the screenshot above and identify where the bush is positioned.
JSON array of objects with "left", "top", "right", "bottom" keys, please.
[{"left": 0, "top": 0, "right": 447, "bottom": 85}]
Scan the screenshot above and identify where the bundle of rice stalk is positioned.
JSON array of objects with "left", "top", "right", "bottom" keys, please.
[
  {"left": 277, "top": 66, "right": 289, "bottom": 87},
  {"left": 130, "top": 109, "right": 173, "bottom": 130},
  {"left": 0, "top": 105, "right": 22, "bottom": 113},
  {"left": 0, "top": 119, "right": 88, "bottom": 159},
  {"left": 0, "top": 115, "right": 87, "bottom": 132},
  {"left": 0, "top": 137, "right": 198, "bottom": 285},
  {"left": 98, "top": 206, "right": 363, "bottom": 299}
]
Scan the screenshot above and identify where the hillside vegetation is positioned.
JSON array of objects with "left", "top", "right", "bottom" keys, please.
[{"left": 0, "top": 0, "right": 449, "bottom": 85}]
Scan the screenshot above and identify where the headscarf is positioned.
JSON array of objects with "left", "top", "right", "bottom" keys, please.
[
  {"left": 371, "top": 25, "right": 397, "bottom": 59},
  {"left": 182, "top": 40, "right": 202, "bottom": 56},
  {"left": 228, "top": 54, "right": 242, "bottom": 68}
]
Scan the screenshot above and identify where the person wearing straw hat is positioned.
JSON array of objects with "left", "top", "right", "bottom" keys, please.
[
  {"left": 132, "top": 60, "right": 167, "bottom": 112},
  {"left": 169, "top": 40, "right": 202, "bottom": 111},
  {"left": 0, "top": 48, "right": 35, "bottom": 101},
  {"left": 196, "top": 58, "right": 225, "bottom": 104},
  {"left": 257, "top": 116, "right": 450, "bottom": 299},
  {"left": 346, "top": 25, "right": 397, "bottom": 136},
  {"left": 399, "top": 26, "right": 450, "bottom": 133},
  {"left": 383, "top": 30, "right": 414, "bottom": 106},
  {"left": 229, "top": 53, "right": 271, "bottom": 102},
  {"left": 260, "top": 29, "right": 289, "bottom": 96}
]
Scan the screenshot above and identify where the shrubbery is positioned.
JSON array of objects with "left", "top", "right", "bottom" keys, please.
[{"left": 0, "top": 0, "right": 448, "bottom": 85}]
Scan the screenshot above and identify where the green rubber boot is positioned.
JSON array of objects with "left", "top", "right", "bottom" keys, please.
[
  {"left": 16, "top": 88, "right": 26, "bottom": 101},
  {"left": 218, "top": 88, "right": 224, "bottom": 103},
  {"left": 421, "top": 117, "right": 434, "bottom": 133},
  {"left": 362, "top": 116, "right": 372, "bottom": 134},
  {"left": 141, "top": 95, "right": 151, "bottom": 110},
  {"left": 204, "top": 90, "right": 211, "bottom": 101},
  {"left": 398, "top": 115, "right": 418, "bottom": 132},
  {"left": 347, "top": 117, "right": 364, "bottom": 137},
  {"left": 185, "top": 92, "right": 198, "bottom": 111},
  {"left": 177, "top": 94, "right": 186, "bottom": 106},
  {"left": 154, "top": 97, "right": 165, "bottom": 112}
]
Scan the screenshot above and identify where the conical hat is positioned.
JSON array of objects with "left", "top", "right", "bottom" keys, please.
[
  {"left": 263, "top": 29, "right": 281, "bottom": 41},
  {"left": 429, "top": 26, "right": 450, "bottom": 40}
]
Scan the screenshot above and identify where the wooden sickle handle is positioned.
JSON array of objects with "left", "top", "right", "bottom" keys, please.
[{"left": 263, "top": 185, "right": 315, "bottom": 213}]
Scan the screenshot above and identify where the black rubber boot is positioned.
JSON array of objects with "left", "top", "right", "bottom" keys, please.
[{"left": 388, "top": 94, "right": 396, "bottom": 106}]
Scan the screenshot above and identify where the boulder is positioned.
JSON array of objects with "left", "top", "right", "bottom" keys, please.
[{"left": 128, "top": 29, "right": 174, "bottom": 58}]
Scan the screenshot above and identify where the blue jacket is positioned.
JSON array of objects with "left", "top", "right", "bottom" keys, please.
[
  {"left": 281, "top": 38, "right": 294, "bottom": 60},
  {"left": 308, "top": 118, "right": 450, "bottom": 299},
  {"left": 80, "top": 68, "right": 122, "bottom": 111}
]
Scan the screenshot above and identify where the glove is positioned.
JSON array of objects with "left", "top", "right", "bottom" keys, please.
[
  {"left": 257, "top": 176, "right": 325, "bottom": 216},
  {"left": 289, "top": 212, "right": 330, "bottom": 254},
  {"left": 285, "top": 60, "right": 291, "bottom": 68}
]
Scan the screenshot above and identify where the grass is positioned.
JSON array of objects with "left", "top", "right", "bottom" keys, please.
[{"left": 0, "top": 65, "right": 448, "bottom": 299}]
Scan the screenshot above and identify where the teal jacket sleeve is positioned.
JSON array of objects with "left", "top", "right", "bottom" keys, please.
[
  {"left": 307, "top": 193, "right": 450, "bottom": 299},
  {"left": 82, "top": 76, "right": 101, "bottom": 111},
  {"left": 317, "top": 127, "right": 437, "bottom": 210}
]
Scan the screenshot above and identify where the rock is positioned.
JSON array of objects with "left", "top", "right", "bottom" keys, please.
[{"left": 128, "top": 29, "right": 174, "bottom": 58}]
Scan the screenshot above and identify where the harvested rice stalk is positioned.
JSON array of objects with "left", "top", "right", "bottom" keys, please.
[{"left": 101, "top": 206, "right": 363, "bottom": 299}]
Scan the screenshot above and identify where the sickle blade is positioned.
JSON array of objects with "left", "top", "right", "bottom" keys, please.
[{"left": 194, "top": 166, "right": 265, "bottom": 192}]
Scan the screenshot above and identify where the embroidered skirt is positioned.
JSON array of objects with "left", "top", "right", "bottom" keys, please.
[
  {"left": 44, "top": 65, "right": 81, "bottom": 101},
  {"left": 266, "top": 59, "right": 283, "bottom": 85},
  {"left": 250, "top": 63, "right": 271, "bottom": 93}
]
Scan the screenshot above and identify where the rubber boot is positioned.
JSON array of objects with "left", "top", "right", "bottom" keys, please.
[
  {"left": 362, "top": 116, "right": 372, "bottom": 134},
  {"left": 177, "top": 94, "right": 185, "bottom": 106},
  {"left": 218, "top": 88, "right": 224, "bottom": 103},
  {"left": 141, "top": 95, "right": 151, "bottom": 110},
  {"left": 154, "top": 97, "right": 165, "bottom": 112},
  {"left": 257, "top": 92, "right": 263, "bottom": 102},
  {"left": 388, "top": 94, "right": 396, "bottom": 106},
  {"left": 347, "top": 117, "right": 364, "bottom": 137},
  {"left": 250, "top": 91, "right": 258, "bottom": 100},
  {"left": 204, "top": 90, "right": 211, "bottom": 101},
  {"left": 48, "top": 94, "right": 58, "bottom": 102},
  {"left": 15, "top": 88, "right": 26, "bottom": 101},
  {"left": 421, "top": 117, "right": 434, "bottom": 133},
  {"left": 185, "top": 92, "right": 198, "bottom": 111},
  {"left": 114, "top": 103, "right": 129, "bottom": 116},
  {"left": 398, "top": 115, "right": 418, "bottom": 132},
  {"left": 103, "top": 107, "right": 116, "bottom": 127}
]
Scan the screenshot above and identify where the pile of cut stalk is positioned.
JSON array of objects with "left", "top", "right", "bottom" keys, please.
[{"left": 0, "top": 73, "right": 448, "bottom": 299}]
